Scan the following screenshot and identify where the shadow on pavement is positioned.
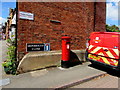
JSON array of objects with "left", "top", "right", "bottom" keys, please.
[
  {"left": 88, "top": 63, "right": 120, "bottom": 78},
  {"left": 69, "top": 51, "right": 82, "bottom": 67}
]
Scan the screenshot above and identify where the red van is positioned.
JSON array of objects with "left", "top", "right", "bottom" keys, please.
[{"left": 86, "top": 32, "right": 120, "bottom": 70}]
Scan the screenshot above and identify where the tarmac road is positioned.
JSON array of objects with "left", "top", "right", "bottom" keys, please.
[
  {"left": 71, "top": 74, "right": 118, "bottom": 88},
  {"left": 1, "top": 40, "right": 7, "bottom": 62},
  {"left": 0, "top": 40, "right": 8, "bottom": 89},
  {"left": 0, "top": 40, "right": 8, "bottom": 77}
]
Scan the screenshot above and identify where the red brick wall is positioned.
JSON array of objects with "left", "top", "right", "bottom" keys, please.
[
  {"left": 17, "top": 2, "right": 106, "bottom": 60},
  {"left": 95, "top": 2, "right": 106, "bottom": 32}
]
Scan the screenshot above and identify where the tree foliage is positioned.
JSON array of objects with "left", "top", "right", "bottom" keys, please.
[{"left": 106, "top": 24, "right": 120, "bottom": 32}]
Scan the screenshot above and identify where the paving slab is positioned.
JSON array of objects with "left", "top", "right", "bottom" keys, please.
[{"left": 0, "top": 78, "right": 10, "bottom": 87}]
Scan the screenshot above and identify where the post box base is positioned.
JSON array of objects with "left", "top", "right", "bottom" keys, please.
[{"left": 61, "top": 60, "right": 69, "bottom": 68}]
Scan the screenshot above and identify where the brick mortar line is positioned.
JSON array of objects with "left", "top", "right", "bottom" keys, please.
[{"left": 54, "top": 72, "right": 107, "bottom": 89}]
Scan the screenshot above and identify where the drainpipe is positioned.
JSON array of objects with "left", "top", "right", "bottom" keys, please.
[{"left": 15, "top": 1, "right": 18, "bottom": 63}]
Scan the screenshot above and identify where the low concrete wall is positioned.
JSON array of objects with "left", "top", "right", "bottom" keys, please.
[{"left": 17, "top": 50, "right": 86, "bottom": 74}]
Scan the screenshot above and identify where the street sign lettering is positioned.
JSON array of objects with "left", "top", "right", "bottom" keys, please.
[{"left": 27, "top": 43, "right": 50, "bottom": 52}]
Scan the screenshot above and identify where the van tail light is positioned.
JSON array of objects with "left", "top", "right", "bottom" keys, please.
[{"left": 86, "top": 38, "right": 90, "bottom": 49}]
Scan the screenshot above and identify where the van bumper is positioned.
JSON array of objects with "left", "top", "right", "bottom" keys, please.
[{"left": 86, "top": 57, "right": 119, "bottom": 71}]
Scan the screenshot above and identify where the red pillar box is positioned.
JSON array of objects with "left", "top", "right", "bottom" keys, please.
[{"left": 61, "top": 36, "right": 71, "bottom": 68}]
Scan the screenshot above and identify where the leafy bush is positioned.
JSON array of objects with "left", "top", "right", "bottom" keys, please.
[
  {"left": 2, "top": 39, "right": 17, "bottom": 75},
  {"left": 6, "top": 39, "right": 12, "bottom": 44},
  {"left": 6, "top": 38, "right": 16, "bottom": 46},
  {"left": 2, "top": 60, "right": 17, "bottom": 75}
]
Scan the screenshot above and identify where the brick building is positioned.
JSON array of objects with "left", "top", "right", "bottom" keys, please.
[
  {"left": 4, "top": 8, "right": 16, "bottom": 40},
  {"left": 17, "top": 2, "right": 106, "bottom": 60}
]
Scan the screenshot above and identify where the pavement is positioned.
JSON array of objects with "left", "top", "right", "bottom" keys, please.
[{"left": 1, "top": 62, "right": 107, "bottom": 89}]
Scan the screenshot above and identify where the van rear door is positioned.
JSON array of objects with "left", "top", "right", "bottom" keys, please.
[
  {"left": 103, "top": 33, "right": 119, "bottom": 60},
  {"left": 87, "top": 32, "right": 119, "bottom": 67}
]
